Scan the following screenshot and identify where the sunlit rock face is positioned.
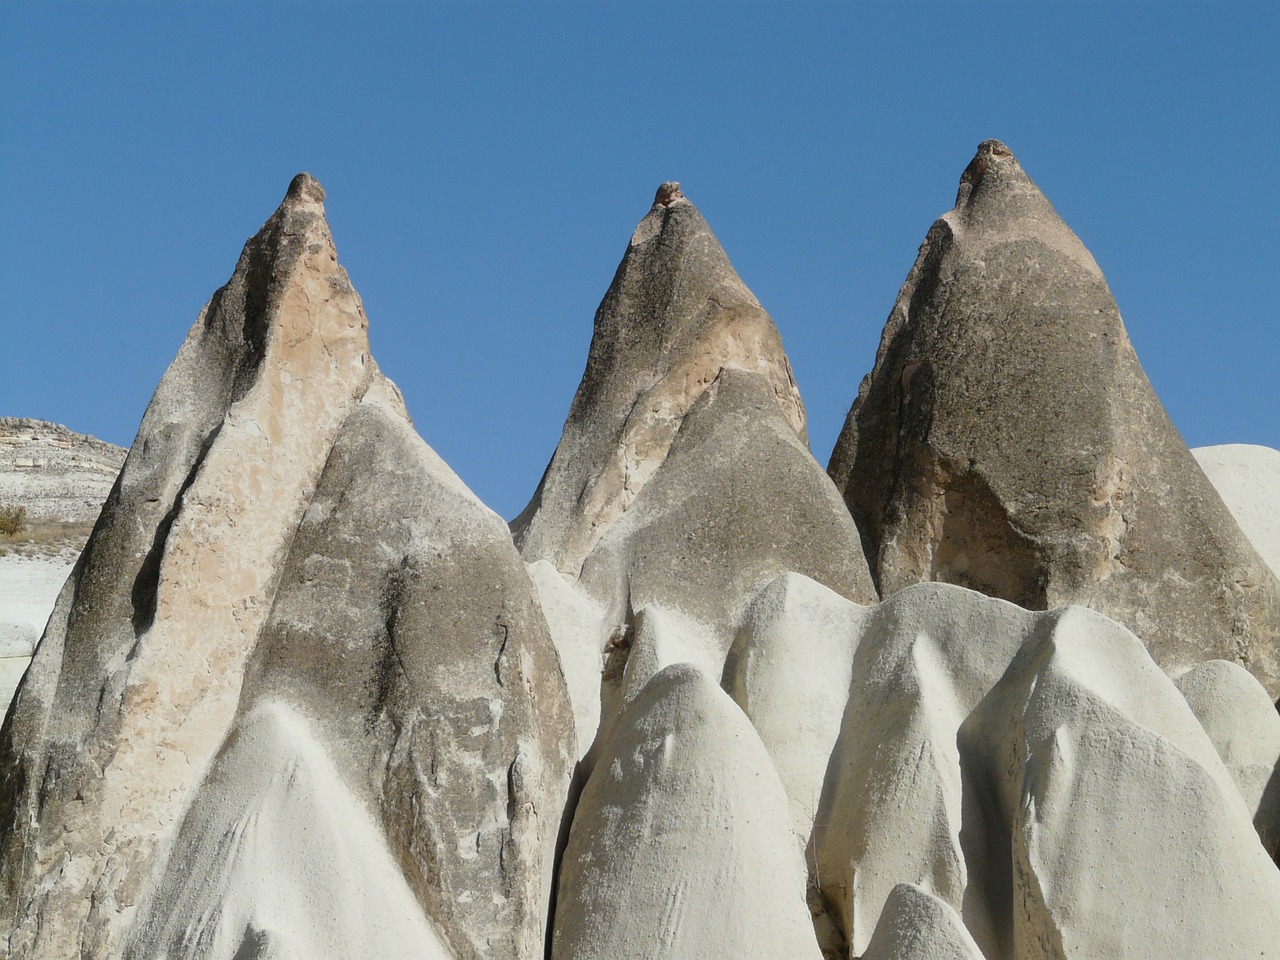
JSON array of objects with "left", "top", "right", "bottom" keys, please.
[
  {"left": 829, "top": 139, "right": 1280, "bottom": 696},
  {"left": 0, "top": 176, "right": 571, "bottom": 960},
  {"left": 515, "top": 183, "right": 876, "bottom": 768},
  {"left": 4, "top": 152, "right": 1279, "bottom": 960}
]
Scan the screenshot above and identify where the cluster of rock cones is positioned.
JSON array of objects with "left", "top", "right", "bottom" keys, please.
[{"left": 2, "top": 142, "right": 1278, "bottom": 959}]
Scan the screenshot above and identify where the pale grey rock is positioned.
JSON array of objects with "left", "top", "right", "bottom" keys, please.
[
  {"left": 961, "top": 606, "right": 1280, "bottom": 958},
  {"left": 526, "top": 559, "right": 608, "bottom": 762},
  {"left": 830, "top": 139, "right": 1280, "bottom": 695},
  {"left": 862, "top": 883, "right": 986, "bottom": 960},
  {"left": 550, "top": 663, "right": 821, "bottom": 960},
  {"left": 1175, "top": 659, "right": 1280, "bottom": 856},
  {"left": 813, "top": 582, "right": 1034, "bottom": 958},
  {"left": 123, "top": 701, "right": 456, "bottom": 960},
  {"left": 1193, "top": 443, "right": 1280, "bottom": 580},
  {"left": 723, "top": 572, "right": 870, "bottom": 844},
  {"left": 0, "top": 418, "right": 126, "bottom": 524}
]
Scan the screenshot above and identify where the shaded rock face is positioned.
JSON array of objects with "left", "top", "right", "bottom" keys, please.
[
  {"left": 830, "top": 140, "right": 1280, "bottom": 695},
  {"left": 0, "top": 418, "right": 126, "bottom": 524},
  {"left": 0, "top": 176, "right": 571, "bottom": 960}
]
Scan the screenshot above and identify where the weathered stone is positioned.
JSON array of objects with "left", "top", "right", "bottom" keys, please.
[
  {"left": 1, "top": 173, "right": 378, "bottom": 958},
  {"left": 861, "top": 883, "right": 986, "bottom": 960},
  {"left": 513, "top": 183, "right": 810, "bottom": 580},
  {"left": 813, "top": 582, "right": 1034, "bottom": 958},
  {"left": 961, "top": 606, "right": 1280, "bottom": 958},
  {"left": 1, "top": 176, "right": 573, "bottom": 960},
  {"left": 124, "top": 389, "right": 572, "bottom": 960},
  {"left": 0, "top": 418, "right": 126, "bottom": 524},
  {"left": 514, "top": 185, "right": 875, "bottom": 762},
  {"left": 550, "top": 663, "right": 821, "bottom": 960},
  {"left": 830, "top": 139, "right": 1280, "bottom": 695},
  {"left": 122, "top": 701, "right": 456, "bottom": 960},
  {"left": 1175, "top": 659, "right": 1280, "bottom": 856}
]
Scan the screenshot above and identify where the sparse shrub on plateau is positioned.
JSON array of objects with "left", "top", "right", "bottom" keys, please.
[{"left": 0, "top": 504, "right": 26, "bottom": 537}]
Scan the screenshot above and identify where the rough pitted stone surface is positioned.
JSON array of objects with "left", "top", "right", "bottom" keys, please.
[
  {"left": 550, "top": 663, "right": 821, "bottom": 960},
  {"left": 208, "top": 392, "right": 569, "bottom": 960},
  {"left": 0, "top": 418, "right": 126, "bottom": 523},
  {"left": 1, "top": 176, "right": 572, "bottom": 960},
  {"left": 829, "top": 139, "right": 1280, "bottom": 695},
  {"left": 512, "top": 183, "right": 815, "bottom": 579},
  {"left": 513, "top": 185, "right": 874, "bottom": 764}
]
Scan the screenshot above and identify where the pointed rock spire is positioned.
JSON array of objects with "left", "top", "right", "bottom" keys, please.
[
  {"left": 516, "top": 185, "right": 875, "bottom": 761},
  {"left": 829, "top": 140, "right": 1280, "bottom": 694},
  {"left": 512, "top": 181, "right": 809, "bottom": 576},
  {"left": 1, "top": 176, "right": 573, "bottom": 960}
]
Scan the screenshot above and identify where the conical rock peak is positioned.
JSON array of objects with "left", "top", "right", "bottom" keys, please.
[{"left": 829, "top": 140, "right": 1280, "bottom": 693}]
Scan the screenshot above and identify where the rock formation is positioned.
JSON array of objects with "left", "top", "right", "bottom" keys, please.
[
  {"left": 861, "top": 883, "right": 986, "bottom": 960},
  {"left": 829, "top": 139, "right": 1280, "bottom": 695},
  {"left": 4, "top": 157, "right": 1279, "bottom": 960},
  {"left": 0, "top": 175, "right": 571, "bottom": 960},
  {"left": 962, "top": 605, "right": 1280, "bottom": 958},
  {"left": 1175, "top": 659, "right": 1280, "bottom": 856},
  {"left": 516, "top": 183, "right": 875, "bottom": 762},
  {"left": 1193, "top": 443, "right": 1280, "bottom": 579},
  {"left": 0, "top": 418, "right": 126, "bottom": 524},
  {"left": 550, "top": 663, "right": 820, "bottom": 960}
]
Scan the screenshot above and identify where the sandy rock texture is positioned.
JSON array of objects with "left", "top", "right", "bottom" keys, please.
[
  {"left": 550, "top": 663, "right": 820, "bottom": 960},
  {"left": 1193, "top": 443, "right": 1280, "bottom": 579},
  {"left": 517, "top": 184, "right": 875, "bottom": 765},
  {"left": 861, "top": 883, "right": 986, "bottom": 960},
  {"left": 0, "top": 176, "right": 570, "bottom": 960},
  {"left": 0, "top": 418, "right": 126, "bottom": 523},
  {"left": 829, "top": 140, "right": 1280, "bottom": 695}
]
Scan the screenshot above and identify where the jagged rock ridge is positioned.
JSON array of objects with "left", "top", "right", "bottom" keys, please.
[{"left": 829, "top": 139, "right": 1280, "bottom": 695}]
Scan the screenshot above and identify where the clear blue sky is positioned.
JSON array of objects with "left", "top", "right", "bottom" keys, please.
[{"left": 2, "top": 3, "right": 1276, "bottom": 520}]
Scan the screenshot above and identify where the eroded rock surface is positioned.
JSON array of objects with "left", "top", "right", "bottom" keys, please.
[
  {"left": 829, "top": 140, "right": 1280, "bottom": 695},
  {"left": 516, "top": 185, "right": 874, "bottom": 761},
  {"left": 0, "top": 418, "right": 126, "bottom": 524},
  {"left": 0, "top": 176, "right": 571, "bottom": 960},
  {"left": 550, "top": 663, "right": 820, "bottom": 960},
  {"left": 861, "top": 883, "right": 986, "bottom": 960}
]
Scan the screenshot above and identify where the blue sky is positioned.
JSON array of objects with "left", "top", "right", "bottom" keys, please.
[{"left": 2, "top": 3, "right": 1276, "bottom": 520}]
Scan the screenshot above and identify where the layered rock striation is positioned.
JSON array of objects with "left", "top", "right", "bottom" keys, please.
[
  {"left": 0, "top": 418, "right": 126, "bottom": 524},
  {"left": 829, "top": 140, "right": 1280, "bottom": 695}
]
